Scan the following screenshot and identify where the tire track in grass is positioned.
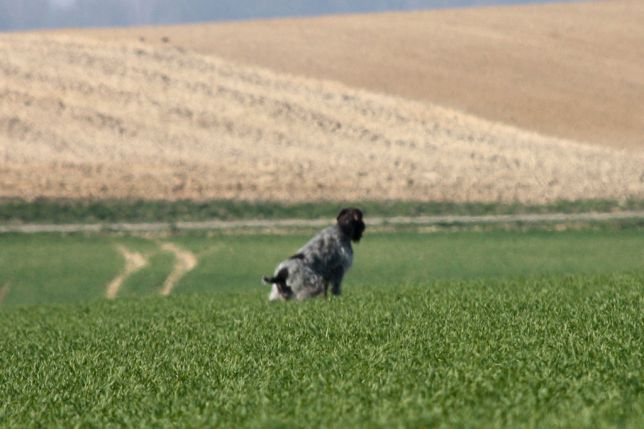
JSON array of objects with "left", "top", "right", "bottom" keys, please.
[
  {"left": 159, "top": 243, "right": 198, "bottom": 296},
  {"left": 105, "top": 245, "right": 148, "bottom": 299}
]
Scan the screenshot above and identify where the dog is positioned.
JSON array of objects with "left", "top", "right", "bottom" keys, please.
[{"left": 262, "top": 208, "right": 365, "bottom": 301}]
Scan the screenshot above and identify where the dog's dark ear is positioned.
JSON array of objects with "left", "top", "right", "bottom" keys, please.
[{"left": 336, "top": 208, "right": 350, "bottom": 223}]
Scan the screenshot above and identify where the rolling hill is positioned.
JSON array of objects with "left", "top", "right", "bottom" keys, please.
[
  {"left": 70, "top": 0, "right": 644, "bottom": 151},
  {"left": 0, "top": 33, "right": 641, "bottom": 203}
]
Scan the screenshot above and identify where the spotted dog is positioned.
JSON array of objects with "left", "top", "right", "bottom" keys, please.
[{"left": 262, "top": 208, "right": 365, "bottom": 301}]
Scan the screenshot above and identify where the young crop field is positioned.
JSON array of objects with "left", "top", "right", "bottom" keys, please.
[
  {"left": 0, "top": 228, "right": 642, "bottom": 428},
  {"left": 0, "top": 274, "right": 641, "bottom": 427},
  {"left": 0, "top": 229, "right": 642, "bottom": 306}
]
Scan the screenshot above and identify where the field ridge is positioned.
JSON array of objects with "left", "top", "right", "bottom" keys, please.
[{"left": 1, "top": 210, "right": 642, "bottom": 234}]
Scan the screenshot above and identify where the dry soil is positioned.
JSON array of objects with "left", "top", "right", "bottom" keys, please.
[{"left": 70, "top": 0, "right": 644, "bottom": 151}]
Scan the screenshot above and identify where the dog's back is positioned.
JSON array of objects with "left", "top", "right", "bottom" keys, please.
[{"left": 296, "top": 225, "right": 353, "bottom": 274}]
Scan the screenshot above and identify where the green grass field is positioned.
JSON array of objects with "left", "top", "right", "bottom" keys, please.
[
  {"left": 0, "top": 230, "right": 642, "bottom": 306},
  {"left": 0, "top": 229, "right": 642, "bottom": 427}
]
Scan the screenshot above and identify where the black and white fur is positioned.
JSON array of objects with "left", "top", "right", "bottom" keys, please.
[{"left": 262, "top": 208, "right": 365, "bottom": 301}]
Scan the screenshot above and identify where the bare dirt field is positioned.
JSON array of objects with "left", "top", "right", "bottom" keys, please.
[
  {"left": 1, "top": 33, "right": 641, "bottom": 203},
  {"left": 69, "top": 0, "right": 644, "bottom": 151}
]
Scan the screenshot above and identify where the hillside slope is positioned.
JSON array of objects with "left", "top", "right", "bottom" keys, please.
[
  {"left": 0, "top": 34, "right": 642, "bottom": 203},
  {"left": 74, "top": 0, "right": 644, "bottom": 151}
]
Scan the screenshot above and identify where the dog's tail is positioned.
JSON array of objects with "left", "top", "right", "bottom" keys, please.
[{"left": 262, "top": 267, "right": 293, "bottom": 298}]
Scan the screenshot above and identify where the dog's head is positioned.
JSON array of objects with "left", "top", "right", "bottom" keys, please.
[{"left": 337, "top": 208, "right": 365, "bottom": 242}]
